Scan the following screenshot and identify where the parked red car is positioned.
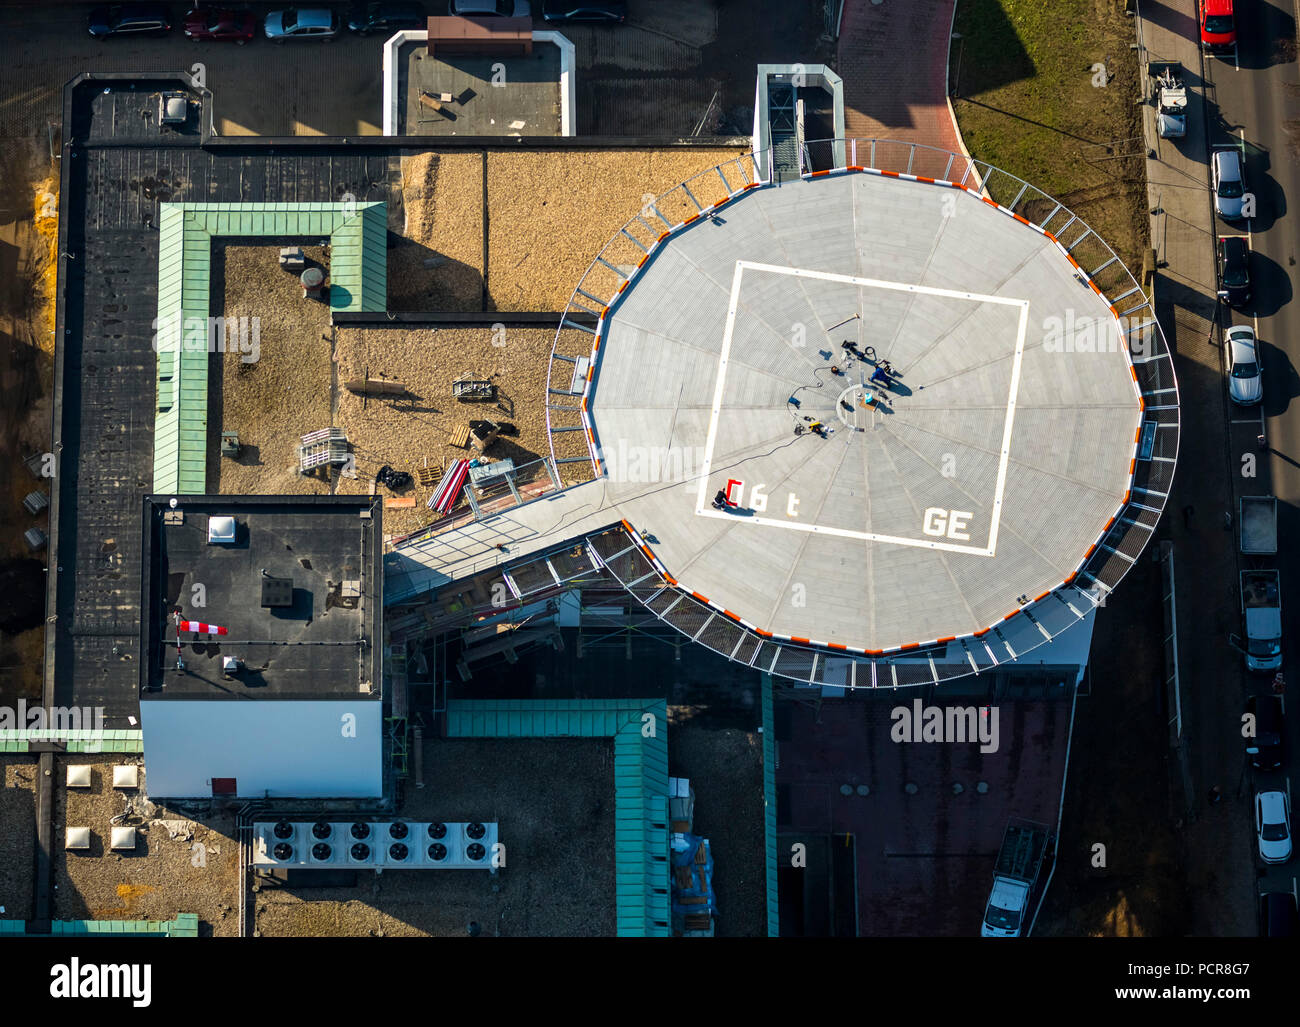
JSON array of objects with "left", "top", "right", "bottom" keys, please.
[
  {"left": 1199, "top": 0, "right": 1236, "bottom": 52},
  {"left": 183, "top": 6, "right": 256, "bottom": 42}
]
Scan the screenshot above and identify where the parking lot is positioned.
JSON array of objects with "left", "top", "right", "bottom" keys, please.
[{"left": 0, "top": 2, "right": 827, "bottom": 139}]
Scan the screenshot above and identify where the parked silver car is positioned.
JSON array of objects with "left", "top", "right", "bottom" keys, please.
[
  {"left": 1226, "top": 324, "right": 1261, "bottom": 405},
  {"left": 1211, "top": 146, "right": 1246, "bottom": 220},
  {"left": 449, "top": 0, "right": 531, "bottom": 16},
  {"left": 265, "top": 7, "right": 340, "bottom": 40}
]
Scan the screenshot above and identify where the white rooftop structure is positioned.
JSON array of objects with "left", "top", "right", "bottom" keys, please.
[
  {"left": 591, "top": 171, "right": 1139, "bottom": 650},
  {"left": 65, "top": 827, "right": 91, "bottom": 851},
  {"left": 207, "top": 515, "right": 236, "bottom": 544},
  {"left": 110, "top": 826, "right": 138, "bottom": 851}
]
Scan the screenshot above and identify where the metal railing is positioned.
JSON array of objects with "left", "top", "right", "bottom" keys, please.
[
  {"left": 536, "top": 138, "right": 1180, "bottom": 686},
  {"left": 823, "top": 0, "right": 846, "bottom": 40},
  {"left": 545, "top": 148, "right": 770, "bottom": 477},
  {"left": 387, "top": 455, "right": 563, "bottom": 551}
]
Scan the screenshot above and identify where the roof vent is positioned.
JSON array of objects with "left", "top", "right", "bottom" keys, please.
[
  {"left": 66, "top": 827, "right": 92, "bottom": 851},
  {"left": 207, "top": 516, "right": 237, "bottom": 545},
  {"left": 261, "top": 575, "right": 293, "bottom": 608},
  {"left": 110, "top": 826, "right": 138, "bottom": 851}
]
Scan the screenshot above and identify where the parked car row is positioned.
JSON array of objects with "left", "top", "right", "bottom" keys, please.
[
  {"left": 1191, "top": 0, "right": 1298, "bottom": 938},
  {"left": 88, "top": 0, "right": 626, "bottom": 39},
  {"left": 1242, "top": 655, "right": 1293, "bottom": 921},
  {"left": 89, "top": 3, "right": 423, "bottom": 39}
]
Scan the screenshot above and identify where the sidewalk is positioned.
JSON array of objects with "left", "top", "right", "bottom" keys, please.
[{"left": 836, "top": 0, "right": 963, "bottom": 154}]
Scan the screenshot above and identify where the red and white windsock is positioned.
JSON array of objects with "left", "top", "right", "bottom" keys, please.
[{"left": 178, "top": 620, "right": 227, "bottom": 636}]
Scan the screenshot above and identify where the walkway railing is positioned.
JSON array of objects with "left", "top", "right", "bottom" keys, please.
[
  {"left": 387, "top": 455, "right": 563, "bottom": 551},
  {"left": 545, "top": 149, "right": 771, "bottom": 478}
]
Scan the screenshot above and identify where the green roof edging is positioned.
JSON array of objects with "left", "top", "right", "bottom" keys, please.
[
  {"left": 153, "top": 201, "right": 388, "bottom": 495},
  {"left": 0, "top": 728, "right": 143, "bottom": 753},
  {"left": 444, "top": 699, "right": 670, "bottom": 937},
  {"left": 0, "top": 913, "right": 199, "bottom": 937}
]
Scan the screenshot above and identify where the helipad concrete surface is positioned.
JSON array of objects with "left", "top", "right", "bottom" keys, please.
[
  {"left": 589, "top": 172, "right": 1140, "bottom": 650},
  {"left": 389, "top": 171, "right": 1143, "bottom": 653}
]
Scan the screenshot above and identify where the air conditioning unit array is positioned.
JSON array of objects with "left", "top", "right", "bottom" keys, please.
[{"left": 252, "top": 821, "right": 499, "bottom": 870}]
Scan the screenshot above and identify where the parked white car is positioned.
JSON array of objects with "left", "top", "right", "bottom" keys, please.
[
  {"left": 1256, "top": 790, "right": 1292, "bottom": 864},
  {"left": 1226, "top": 324, "right": 1262, "bottom": 405}
]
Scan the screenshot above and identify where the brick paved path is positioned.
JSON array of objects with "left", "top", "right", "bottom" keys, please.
[{"left": 837, "top": 0, "right": 963, "bottom": 156}]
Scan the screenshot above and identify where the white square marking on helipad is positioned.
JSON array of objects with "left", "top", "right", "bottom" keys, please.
[{"left": 694, "top": 260, "right": 1031, "bottom": 557}]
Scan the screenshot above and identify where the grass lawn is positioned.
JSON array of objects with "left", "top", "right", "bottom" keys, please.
[
  {"left": 952, "top": 1, "right": 1184, "bottom": 936},
  {"left": 951, "top": 0, "right": 1149, "bottom": 278}
]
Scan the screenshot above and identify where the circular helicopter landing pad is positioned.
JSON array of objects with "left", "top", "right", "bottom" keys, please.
[{"left": 586, "top": 169, "right": 1146, "bottom": 653}]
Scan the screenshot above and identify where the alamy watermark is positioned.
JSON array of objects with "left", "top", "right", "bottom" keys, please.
[
  {"left": 50, "top": 959, "right": 151, "bottom": 1007},
  {"left": 0, "top": 701, "right": 107, "bottom": 751},
  {"left": 1042, "top": 311, "right": 1156, "bottom": 359},
  {"left": 152, "top": 314, "right": 260, "bottom": 363},
  {"left": 890, "top": 699, "right": 1000, "bottom": 754},
  {"left": 598, "top": 440, "right": 707, "bottom": 485}
]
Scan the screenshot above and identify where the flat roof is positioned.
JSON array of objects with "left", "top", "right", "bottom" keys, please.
[
  {"left": 776, "top": 689, "right": 1072, "bottom": 936},
  {"left": 253, "top": 736, "right": 616, "bottom": 937},
  {"left": 141, "top": 497, "right": 382, "bottom": 700},
  {"left": 49, "top": 75, "right": 395, "bottom": 721},
  {"left": 589, "top": 171, "right": 1142, "bottom": 651},
  {"left": 399, "top": 42, "right": 562, "bottom": 136}
]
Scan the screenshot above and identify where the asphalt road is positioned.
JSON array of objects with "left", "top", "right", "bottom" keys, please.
[
  {"left": 0, "top": 2, "right": 809, "bottom": 140},
  {"left": 1201, "top": 0, "right": 1300, "bottom": 921}
]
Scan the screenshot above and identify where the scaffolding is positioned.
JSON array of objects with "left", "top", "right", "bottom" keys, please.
[{"left": 386, "top": 715, "right": 409, "bottom": 778}]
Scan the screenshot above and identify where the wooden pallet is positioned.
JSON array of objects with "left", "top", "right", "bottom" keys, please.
[
  {"left": 448, "top": 424, "right": 471, "bottom": 449},
  {"left": 417, "top": 465, "right": 442, "bottom": 488}
]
